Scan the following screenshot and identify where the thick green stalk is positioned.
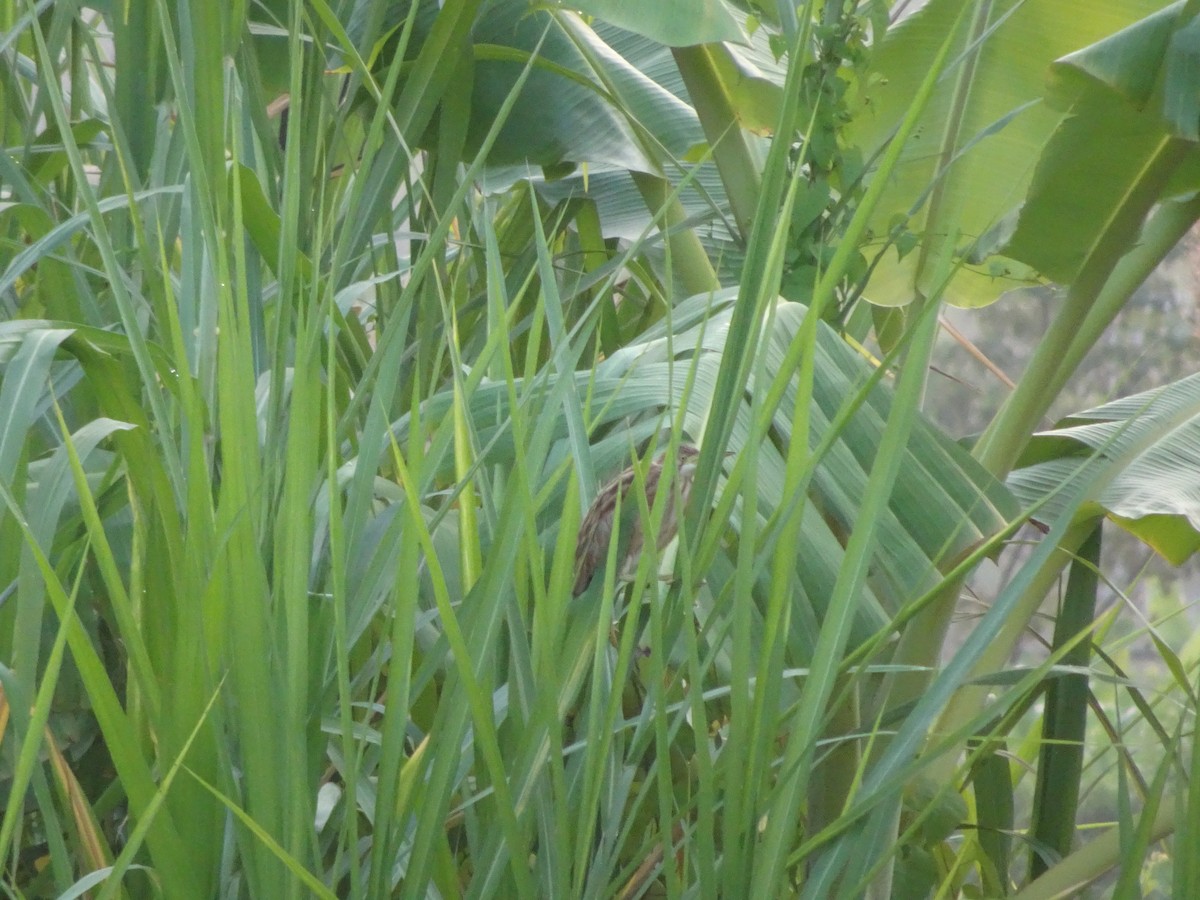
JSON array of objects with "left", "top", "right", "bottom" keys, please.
[
  {"left": 630, "top": 171, "right": 721, "bottom": 297},
  {"left": 935, "top": 518, "right": 1095, "bottom": 743},
  {"left": 972, "top": 746, "right": 1016, "bottom": 896},
  {"left": 671, "top": 44, "right": 763, "bottom": 242},
  {"left": 1028, "top": 524, "right": 1102, "bottom": 879},
  {"left": 1052, "top": 194, "right": 1200, "bottom": 413},
  {"left": 974, "top": 138, "right": 1193, "bottom": 477}
]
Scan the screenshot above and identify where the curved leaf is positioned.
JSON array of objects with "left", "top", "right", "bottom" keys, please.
[
  {"left": 1001, "top": 94, "right": 1194, "bottom": 284},
  {"left": 1008, "top": 373, "right": 1200, "bottom": 563},
  {"left": 387, "top": 289, "right": 1018, "bottom": 657},
  {"left": 1002, "top": 3, "right": 1200, "bottom": 282},
  {"left": 848, "top": 0, "right": 1176, "bottom": 308},
  {"left": 1046, "top": 2, "right": 1182, "bottom": 108},
  {"left": 467, "top": 6, "right": 656, "bottom": 170},
  {"left": 564, "top": 0, "right": 745, "bottom": 47}
]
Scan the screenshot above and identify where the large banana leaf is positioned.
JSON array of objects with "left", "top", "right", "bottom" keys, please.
[
  {"left": 381, "top": 289, "right": 1017, "bottom": 660},
  {"left": 354, "top": 0, "right": 702, "bottom": 172},
  {"left": 565, "top": 0, "right": 746, "bottom": 48},
  {"left": 1008, "top": 373, "right": 1200, "bottom": 564},
  {"left": 847, "top": 0, "right": 1175, "bottom": 308},
  {"left": 1001, "top": 2, "right": 1200, "bottom": 283},
  {"left": 510, "top": 17, "right": 781, "bottom": 250},
  {"left": 373, "top": 1, "right": 783, "bottom": 259}
]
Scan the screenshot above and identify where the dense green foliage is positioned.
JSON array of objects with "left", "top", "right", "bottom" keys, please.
[{"left": 3, "top": 1, "right": 1200, "bottom": 897}]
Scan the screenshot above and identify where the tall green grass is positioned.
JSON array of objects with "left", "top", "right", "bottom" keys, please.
[{"left": 1, "top": 2, "right": 1197, "bottom": 898}]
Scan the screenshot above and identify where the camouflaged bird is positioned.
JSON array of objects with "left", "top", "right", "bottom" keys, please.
[{"left": 572, "top": 444, "right": 702, "bottom": 597}]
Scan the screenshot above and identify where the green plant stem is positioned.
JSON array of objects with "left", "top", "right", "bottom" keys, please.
[
  {"left": 1055, "top": 194, "right": 1200, "bottom": 411},
  {"left": 671, "top": 44, "right": 763, "bottom": 242},
  {"left": 972, "top": 746, "right": 1015, "bottom": 896},
  {"left": 1028, "top": 522, "right": 1102, "bottom": 879},
  {"left": 630, "top": 171, "right": 722, "bottom": 297},
  {"left": 934, "top": 518, "right": 1096, "bottom": 740},
  {"left": 974, "top": 138, "right": 1193, "bottom": 477}
]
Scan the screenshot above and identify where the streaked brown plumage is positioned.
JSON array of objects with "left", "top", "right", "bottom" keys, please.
[{"left": 572, "top": 444, "right": 701, "bottom": 597}]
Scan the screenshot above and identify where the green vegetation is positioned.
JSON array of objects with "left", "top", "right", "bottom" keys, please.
[{"left": 3, "top": 0, "right": 1200, "bottom": 897}]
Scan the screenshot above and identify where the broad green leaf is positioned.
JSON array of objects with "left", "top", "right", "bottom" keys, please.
[
  {"left": 477, "top": 14, "right": 783, "bottom": 282},
  {"left": 1003, "top": 3, "right": 1200, "bottom": 283},
  {"left": 1165, "top": 11, "right": 1200, "bottom": 140},
  {"left": 563, "top": 0, "right": 745, "bottom": 47},
  {"left": 362, "top": 2, "right": 768, "bottom": 188},
  {"left": 0, "top": 187, "right": 184, "bottom": 301},
  {"left": 1000, "top": 91, "right": 1195, "bottom": 284},
  {"left": 361, "top": 0, "right": 657, "bottom": 171},
  {"left": 0, "top": 202, "right": 80, "bottom": 320},
  {"left": 234, "top": 164, "right": 313, "bottom": 279},
  {"left": 848, "top": 0, "right": 1175, "bottom": 308},
  {"left": 1046, "top": 3, "right": 1181, "bottom": 108},
  {"left": 386, "top": 289, "right": 1018, "bottom": 656},
  {"left": 1008, "top": 372, "right": 1200, "bottom": 563},
  {"left": 700, "top": 40, "right": 784, "bottom": 136}
]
